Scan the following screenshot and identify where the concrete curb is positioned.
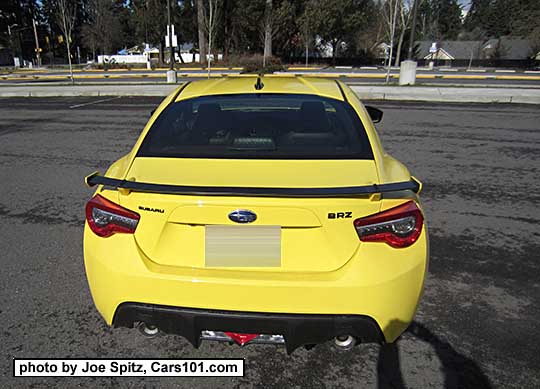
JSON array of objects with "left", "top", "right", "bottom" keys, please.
[
  {"left": 0, "top": 84, "right": 539, "bottom": 103},
  {"left": 350, "top": 86, "right": 540, "bottom": 104},
  {"left": 0, "top": 84, "right": 179, "bottom": 97}
]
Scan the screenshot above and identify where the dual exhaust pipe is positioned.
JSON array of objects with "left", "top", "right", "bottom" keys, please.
[
  {"left": 138, "top": 322, "right": 357, "bottom": 350},
  {"left": 333, "top": 335, "right": 357, "bottom": 350}
]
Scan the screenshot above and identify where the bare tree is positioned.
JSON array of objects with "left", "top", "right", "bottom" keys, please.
[
  {"left": 82, "top": 0, "right": 123, "bottom": 60},
  {"left": 262, "top": 0, "right": 272, "bottom": 66},
  {"left": 203, "top": 0, "right": 221, "bottom": 77},
  {"left": 394, "top": 0, "right": 415, "bottom": 66},
  {"left": 299, "top": 15, "right": 312, "bottom": 66},
  {"left": 381, "top": 0, "right": 400, "bottom": 83},
  {"left": 54, "top": 0, "right": 76, "bottom": 83},
  {"left": 197, "top": 0, "right": 207, "bottom": 65}
]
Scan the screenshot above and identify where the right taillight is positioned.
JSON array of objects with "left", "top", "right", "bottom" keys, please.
[
  {"left": 85, "top": 195, "right": 140, "bottom": 238},
  {"left": 354, "top": 201, "right": 424, "bottom": 248}
]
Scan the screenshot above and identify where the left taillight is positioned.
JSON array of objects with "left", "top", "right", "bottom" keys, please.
[
  {"left": 85, "top": 195, "right": 140, "bottom": 238},
  {"left": 354, "top": 201, "right": 424, "bottom": 248}
]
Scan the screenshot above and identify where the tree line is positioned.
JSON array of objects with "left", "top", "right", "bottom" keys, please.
[{"left": 1, "top": 0, "right": 539, "bottom": 66}]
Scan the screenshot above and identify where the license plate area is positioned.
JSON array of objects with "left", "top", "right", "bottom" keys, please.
[{"left": 205, "top": 225, "right": 281, "bottom": 267}]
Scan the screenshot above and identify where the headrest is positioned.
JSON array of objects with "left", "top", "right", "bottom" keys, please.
[
  {"left": 197, "top": 103, "right": 222, "bottom": 116},
  {"left": 300, "top": 101, "right": 329, "bottom": 131}
]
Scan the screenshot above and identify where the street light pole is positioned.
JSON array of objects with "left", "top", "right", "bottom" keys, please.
[
  {"left": 32, "top": 18, "right": 41, "bottom": 67},
  {"left": 7, "top": 23, "right": 19, "bottom": 65},
  {"left": 166, "top": 0, "right": 176, "bottom": 83},
  {"left": 167, "top": 0, "right": 174, "bottom": 70}
]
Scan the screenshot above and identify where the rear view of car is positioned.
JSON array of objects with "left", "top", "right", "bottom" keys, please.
[{"left": 83, "top": 76, "right": 428, "bottom": 353}]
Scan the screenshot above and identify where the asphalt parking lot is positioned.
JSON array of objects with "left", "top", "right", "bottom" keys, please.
[{"left": 1, "top": 96, "right": 539, "bottom": 388}]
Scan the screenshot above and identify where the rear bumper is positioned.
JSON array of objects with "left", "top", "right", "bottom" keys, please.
[
  {"left": 113, "top": 303, "right": 384, "bottom": 353},
  {"left": 84, "top": 222, "right": 428, "bottom": 345}
]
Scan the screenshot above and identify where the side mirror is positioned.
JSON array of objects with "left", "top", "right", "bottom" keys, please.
[{"left": 365, "top": 106, "right": 383, "bottom": 123}]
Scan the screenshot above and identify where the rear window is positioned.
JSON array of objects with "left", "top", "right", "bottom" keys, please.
[{"left": 137, "top": 93, "right": 373, "bottom": 159}]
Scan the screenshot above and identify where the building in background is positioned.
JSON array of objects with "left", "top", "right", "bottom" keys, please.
[{"left": 417, "top": 38, "right": 535, "bottom": 66}]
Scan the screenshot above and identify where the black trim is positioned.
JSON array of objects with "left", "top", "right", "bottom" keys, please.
[
  {"left": 85, "top": 172, "right": 420, "bottom": 198},
  {"left": 171, "top": 81, "right": 191, "bottom": 101},
  {"left": 113, "top": 303, "right": 384, "bottom": 353},
  {"left": 335, "top": 80, "right": 348, "bottom": 101}
]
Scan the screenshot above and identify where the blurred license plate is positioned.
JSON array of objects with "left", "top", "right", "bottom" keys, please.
[{"left": 205, "top": 225, "right": 281, "bottom": 267}]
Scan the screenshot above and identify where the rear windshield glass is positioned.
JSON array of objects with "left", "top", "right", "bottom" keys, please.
[{"left": 137, "top": 93, "right": 373, "bottom": 159}]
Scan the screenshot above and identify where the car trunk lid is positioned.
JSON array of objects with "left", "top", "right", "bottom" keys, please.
[{"left": 118, "top": 157, "right": 382, "bottom": 272}]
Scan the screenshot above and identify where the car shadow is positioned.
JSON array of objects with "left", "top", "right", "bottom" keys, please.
[{"left": 377, "top": 321, "right": 492, "bottom": 389}]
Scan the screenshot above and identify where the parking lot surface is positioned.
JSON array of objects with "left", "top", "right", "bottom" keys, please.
[{"left": 1, "top": 97, "right": 539, "bottom": 388}]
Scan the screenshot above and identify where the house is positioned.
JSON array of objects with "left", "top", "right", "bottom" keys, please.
[
  {"left": 416, "top": 38, "right": 534, "bottom": 62},
  {"left": 481, "top": 39, "right": 533, "bottom": 60},
  {"left": 97, "top": 43, "right": 160, "bottom": 65}
]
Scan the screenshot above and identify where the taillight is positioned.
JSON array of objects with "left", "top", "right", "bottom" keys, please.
[
  {"left": 354, "top": 201, "right": 424, "bottom": 248},
  {"left": 85, "top": 195, "right": 140, "bottom": 238}
]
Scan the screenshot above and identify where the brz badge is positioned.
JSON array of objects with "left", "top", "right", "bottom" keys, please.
[{"left": 328, "top": 212, "right": 352, "bottom": 219}]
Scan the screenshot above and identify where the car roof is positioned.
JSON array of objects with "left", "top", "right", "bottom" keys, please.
[{"left": 175, "top": 76, "right": 345, "bottom": 102}]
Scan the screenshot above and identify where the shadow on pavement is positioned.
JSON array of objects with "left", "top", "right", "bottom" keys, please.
[{"left": 377, "top": 321, "right": 492, "bottom": 389}]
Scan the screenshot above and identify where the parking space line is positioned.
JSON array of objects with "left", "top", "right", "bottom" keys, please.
[{"left": 69, "top": 96, "right": 123, "bottom": 109}]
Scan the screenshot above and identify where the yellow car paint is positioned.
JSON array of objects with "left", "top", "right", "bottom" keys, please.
[{"left": 84, "top": 76, "right": 428, "bottom": 346}]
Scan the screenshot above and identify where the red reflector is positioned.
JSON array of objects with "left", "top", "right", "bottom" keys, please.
[
  {"left": 224, "top": 332, "right": 260, "bottom": 346},
  {"left": 354, "top": 201, "right": 424, "bottom": 248}
]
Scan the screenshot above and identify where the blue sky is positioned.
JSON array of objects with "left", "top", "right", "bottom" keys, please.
[{"left": 459, "top": 0, "right": 471, "bottom": 11}]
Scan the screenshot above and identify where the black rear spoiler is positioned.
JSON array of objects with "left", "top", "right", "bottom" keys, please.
[{"left": 85, "top": 172, "right": 421, "bottom": 198}]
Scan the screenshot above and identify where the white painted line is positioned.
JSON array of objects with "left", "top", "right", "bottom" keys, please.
[
  {"left": 466, "top": 69, "right": 486, "bottom": 72},
  {"left": 69, "top": 96, "right": 122, "bottom": 109},
  {"left": 495, "top": 70, "right": 516, "bottom": 73},
  {"left": 524, "top": 71, "right": 540, "bottom": 74},
  {"left": 335, "top": 66, "right": 352, "bottom": 69},
  {"left": 440, "top": 68, "right": 459, "bottom": 72},
  {"left": 360, "top": 67, "right": 378, "bottom": 70}
]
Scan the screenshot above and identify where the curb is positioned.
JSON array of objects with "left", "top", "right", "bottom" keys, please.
[
  {"left": 350, "top": 86, "right": 540, "bottom": 104},
  {"left": 3, "top": 71, "right": 540, "bottom": 82},
  {"left": 0, "top": 84, "right": 539, "bottom": 104}
]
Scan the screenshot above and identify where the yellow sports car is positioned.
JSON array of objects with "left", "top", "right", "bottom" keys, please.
[{"left": 84, "top": 76, "right": 428, "bottom": 353}]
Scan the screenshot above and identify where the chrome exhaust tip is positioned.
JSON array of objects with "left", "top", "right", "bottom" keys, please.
[
  {"left": 334, "top": 335, "right": 356, "bottom": 350},
  {"left": 137, "top": 322, "right": 160, "bottom": 337}
]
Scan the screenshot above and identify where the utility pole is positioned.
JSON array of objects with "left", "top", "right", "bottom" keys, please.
[
  {"left": 407, "top": 0, "right": 419, "bottom": 60},
  {"left": 167, "top": 0, "right": 173, "bottom": 70},
  {"left": 32, "top": 18, "right": 41, "bottom": 67},
  {"left": 166, "top": 0, "right": 176, "bottom": 83}
]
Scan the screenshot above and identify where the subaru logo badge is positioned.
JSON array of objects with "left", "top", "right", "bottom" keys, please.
[{"left": 228, "top": 209, "right": 257, "bottom": 224}]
